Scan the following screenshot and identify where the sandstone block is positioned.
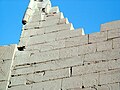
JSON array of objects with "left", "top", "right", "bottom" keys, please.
[
  {"left": 59, "top": 47, "right": 78, "bottom": 59},
  {"left": 32, "top": 79, "right": 61, "bottom": 90},
  {"left": 23, "top": 22, "right": 40, "bottom": 30},
  {"left": 108, "top": 59, "right": 120, "bottom": 70},
  {"left": 0, "top": 44, "right": 17, "bottom": 60},
  {"left": 45, "top": 12, "right": 64, "bottom": 20},
  {"left": 97, "top": 40, "right": 112, "bottom": 51},
  {"left": 26, "top": 32, "right": 56, "bottom": 45},
  {"left": 62, "top": 76, "right": 82, "bottom": 89},
  {"left": 89, "top": 31, "right": 107, "bottom": 43},
  {"left": 78, "top": 43, "right": 96, "bottom": 55},
  {"left": 82, "top": 73, "right": 99, "bottom": 87},
  {"left": 84, "top": 51, "right": 107, "bottom": 62},
  {"left": 25, "top": 40, "right": 65, "bottom": 52},
  {"left": 44, "top": 23, "right": 74, "bottom": 34},
  {"left": 107, "top": 29, "right": 120, "bottom": 39},
  {"left": 56, "top": 29, "right": 83, "bottom": 41},
  {"left": 0, "top": 60, "right": 13, "bottom": 81},
  {"left": 7, "top": 85, "right": 31, "bottom": 90},
  {"left": 21, "top": 28, "right": 44, "bottom": 38},
  {"left": 96, "top": 83, "right": 120, "bottom": 90},
  {"left": 65, "top": 35, "right": 88, "bottom": 47},
  {"left": 113, "top": 37, "right": 120, "bottom": 49},
  {"left": 49, "top": 6, "right": 59, "bottom": 14},
  {"left": 101, "top": 20, "right": 120, "bottom": 31},
  {"left": 33, "top": 56, "right": 83, "bottom": 73},
  {"left": 34, "top": 68, "right": 69, "bottom": 82},
  {"left": 99, "top": 69, "right": 120, "bottom": 84},
  {"left": 30, "top": 50, "right": 59, "bottom": 62}
]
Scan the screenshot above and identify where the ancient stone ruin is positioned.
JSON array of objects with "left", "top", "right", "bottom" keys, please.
[{"left": 0, "top": 0, "right": 120, "bottom": 90}]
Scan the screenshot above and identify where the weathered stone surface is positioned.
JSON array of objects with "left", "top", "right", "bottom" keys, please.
[
  {"left": 101, "top": 20, "right": 120, "bottom": 31},
  {"left": 65, "top": 35, "right": 88, "bottom": 47},
  {"left": 99, "top": 69, "right": 120, "bottom": 85},
  {"left": 0, "top": 60, "right": 13, "bottom": 81},
  {"left": 113, "top": 37, "right": 120, "bottom": 49},
  {"left": 96, "top": 40, "right": 112, "bottom": 51},
  {"left": 32, "top": 79, "right": 61, "bottom": 90},
  {"left": 89, "top": 31, "right": 107, "bottom": 43},
  {"left": 7, "top": 85, "right": 31, "bottom": 90},
  {"left": 1, "top": 0, "right": 120, "bottom": 90},
  {"left": 0, "top": 44, "right": 17, "bottom": 60},
  {"left": 0, "top": 81, "right": 8, "bottom": 90},
  {"left": 62, "top": 76, "right": 82, "bottom": 89}
]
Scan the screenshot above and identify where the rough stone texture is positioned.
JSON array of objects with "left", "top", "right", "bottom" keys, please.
[
  {"left": 0, "top": 0, "right": 120, "bottom": 90},
  {"left": 0, "top": 45, "right": 17, "bottom": 90}
]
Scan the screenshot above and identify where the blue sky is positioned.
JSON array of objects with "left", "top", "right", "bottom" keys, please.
[{"left": 0, "top": 0, "right": 120, "bottom": 45}]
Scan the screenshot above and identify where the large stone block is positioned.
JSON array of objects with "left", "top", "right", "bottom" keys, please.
[
  {"left": 32, "top": 79, "right": 61, "bottom": 90},
  {"left": 21, "top": 28, "right": 44, "bottom": 38},
  {"left": 84, "top": 51, "right": 107, "bottom": 62},
  {"left": 113, "top": 37, "right": 120, "bottom": 49},
  {"left": 73, "top": 61, "right": 109, "bottom": 76},
  {"left": 45, "top": 12, "right": 64, "bottom": 20},
  {"left": 30, "top": 50, "right": 59, "bottom": 62},
  {"left": 89, "top": 31, "right": 107, "bottom": 43},
  {"left": 11, "top": 66, "right": 35, "bottom": 75},
  {"left": 106, "top": 48, "right": 120, "bottom": 60},
  {"left": 49, "top": 6, "right": 60, "bottom": 14},
  {"left": 0, "top": 60, "right": 13, "bottom": 81},
  {"left": 34, "top": 68, "right": 69, "bottom": 82},
  {"left": 34, "top": 56, "right": 84, "bottom": 71},
  {"left": 108, "top": 59, "right": 120, "bottom": 70},
  {"left": 7, "top": 85, "right": 31, "bottom": 90},
  {"left": 29, "top": 13, "right": 45, "bottom": 22},
  {"left": 82, "top": 73, "right": 99, "bottom": 87},
  {"left": 78, "top": 43, "right": 96, "bottom": 55},
  {"left": 99, "top": 69, "right": 120, "bottom": 85},
  {"left": 67, "top": 88, "right": 95, "bottom": 90},
  {"left": 0, "top": 44, "right": 17, "bottom": 60},
  {"left": 65, "top": 35, "right": 88, "bottom": 47},
  {"left": 23, "top": 17, "right": 68, "bottom": 30},
  {"left": 14, "top": 50, "right": 59, "bottom": 67},
  {"left": 56, "top": 29, "right": 83, "bottom": 40},
  {"left": 96, "top": 40, "right": 112, "bottom": 51},
  {"left": 44, "top": 23, "right": 74, "bottom": 34},
  {"left": 25, "top": 32, "right": 56, "bottom": 45},
  {"left": 0, "top": 81, "right": 8, "bottom": 90},
  {"left": 96, "top": 83, "right": 120, "bottom": 90},
  {"left": 59, "top": 47, "right": 78, "bottom": 59},
  {"left": 23, "top": 22, "right": 40, "bottom": 30},
  {"left": 101, "top": 20, "right": 120, "bottom": 31},
  {"left": 62, "top": 76, "right": 82, "bottom": 89},
  {"left": 26, "top": 39, "right": 65, "bottom": 52},
  {"left": 107, "top": 28, "right": 120, "bottom": 39}
]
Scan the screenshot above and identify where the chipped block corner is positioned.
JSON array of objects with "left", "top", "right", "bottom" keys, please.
[{"left": 0, "top": 0, "right": 120, "bottom": 90}]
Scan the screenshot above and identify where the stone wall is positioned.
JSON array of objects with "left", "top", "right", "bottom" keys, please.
[
  {"left": 0, "top": 45, "right": 17, "bottom": 90},
  {"left": 0, "top": 3, "right": 120, "bottom": 90}
]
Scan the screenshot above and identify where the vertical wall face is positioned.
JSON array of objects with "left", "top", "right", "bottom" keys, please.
[
  {"left": 0, "top": 45, "right": 17, "bottom": 90},
  {"left": 0, "top": 0, "right": 119, "bottom": 90}
]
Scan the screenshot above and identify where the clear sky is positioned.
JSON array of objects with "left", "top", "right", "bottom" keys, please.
[{"left": 0, "top": 0, "right": 120, "bottom": 45}]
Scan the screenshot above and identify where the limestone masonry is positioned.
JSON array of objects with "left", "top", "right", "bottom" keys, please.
[{"left": 0, "top": 0, "right": 120, "bottom": 90}]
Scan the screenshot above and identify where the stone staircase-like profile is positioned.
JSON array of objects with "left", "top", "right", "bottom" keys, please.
[{"left": 0, "top": 0, "right": 120, "bottom": 90}]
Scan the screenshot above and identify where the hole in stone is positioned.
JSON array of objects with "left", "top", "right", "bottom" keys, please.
[
  {"left": 34, "top": 27, "right": 40, "bottom": 29},
  {"left": 42, "top": 8, "right": 45, "bottom": 13},
  {"left": 8, "top": 86, "right": 11, "bottom": 88},
  {"left": 39, "top": 0, "right": 43, "bottom": 2},
  {"left": 17, "top": 46, "right": 25, "bottom": 51},
  {"left": 22, "top": 20, "right": 27, "bottom": 25},
  {"left": 82, "top": 86, "right": 85, "bottom": 88},
  {"left": 11, "top": 75, "right": 14, "bottom": 77},
  {"left": 53, "top": 12, "right": 57, "bottom": 14}
]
